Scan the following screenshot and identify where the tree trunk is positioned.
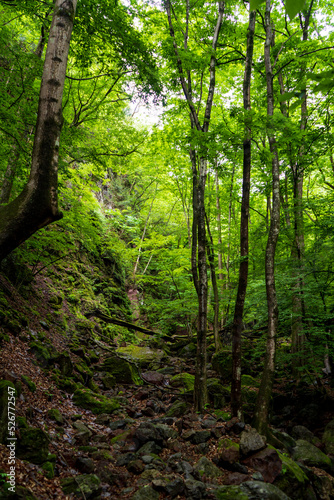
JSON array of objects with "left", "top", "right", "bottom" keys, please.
[
  {"left": 165, "top": 0, "right": 224, "bottom": 412},
  {"left": 0, "top": 0, "right": 77, "bottom": 262},
  {"left": 205, "top": 212, "right": 222, "bottom": 352},
  {"left": 253, "top": 0, "right": 280, "bottom": 435},
  {"left": 231, "top": 9, "right": 256, "bottom": 419},
  {"left": 215, "top": 171, "right": 223, "bottom": 281}
]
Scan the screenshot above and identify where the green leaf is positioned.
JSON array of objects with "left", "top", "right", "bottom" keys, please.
[
  {"left": 277, "top": 91, "right": 295, "bottom": 102},
  {"left": 249, "top": 0, "right": 265, "bottom": 11},
  {"left": 285, "top": 0, "right": 306, "bottom": 20}
]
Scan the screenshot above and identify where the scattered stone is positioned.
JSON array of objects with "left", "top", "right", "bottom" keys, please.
[
  {"left": 76, "top": 457, "right": 95, "bottom": 474},
  {"left": 193, "top": 456, "right": 222, "bottom": 480},
  {"left": 60, "top": 474, "right": 102, "bottom": 498},
  {"left": 47, "top": 408, "right": 64, "bottom": 425},
  {"left": 132, "top": 484, "right": 160, "bottom": 500},
  {"left": 184, "top": 478, "right": 206, "bottom": 499},
  {"left": 215, "top": 480, "right": 292, "bottom": 499},
  {"left": 224, "top": 472, "right": 249, "bottom": 485},
  {"left": 291, "top": 425, "right": 321, "bottom": 447},
  {"left": 127, "top": 459, "right": 145, "bottom": 474},
  {"left": 218, "top": 438, "right": 240, "bottom": 465},
  {"left": 141, "top": 371, "right": 165, "bottom": 385}
]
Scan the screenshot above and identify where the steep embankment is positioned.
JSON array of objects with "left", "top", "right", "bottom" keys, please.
[{"left": 1, "top": 250, "right": 334, "bottom": 499}]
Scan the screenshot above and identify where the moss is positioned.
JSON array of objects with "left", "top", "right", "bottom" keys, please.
[
  {"left": 47, "top": 408, "right": 64, "bottom": 425},
  {"left": 116, "top": 345, "right": 165, "bottom": 368},
  {"left": 207, "top": 378, "right": 230, "bottom": 408},
  {"left": 21, "top": 375, "right": 36, "bottom": 393},
  {"left": 60, "top": 474, "right": 101, "bottom": 498},
  {"left": 17, "top": 427, "right": 49, "bottom": 464},
  {"left": 241, "top": 374, "right": 260, "bottom": 387},
  {"left": 110, "top": 430, "right": 131, "bottom": 444},
  {"left": 214, "top": 486, "right": 249, "bottom": 499},
  {"left": 100, "top": 356, "right": 141, "bottom": 385},
  {"left": 73, "top": 388, "right": 119, "bottom": 414},
  {"left": 42, "top": 461, "right": 54, "bottom": 479},
  {"left": 28, "top": 341, "right": 54, "bottom": 368},
  {"left": 17, "top": 416, "right": 28, "bottom": 429},
  {"left": 274, "top": 451, "right": 310, "bottom": 498},
  {"left": 170, "top": 373, "right": 195, "bottom": 392}
]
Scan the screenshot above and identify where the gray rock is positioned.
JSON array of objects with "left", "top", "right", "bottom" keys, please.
[
  {"left": 61, "top": 474, "right": 101, "bottom": 498},
  {"left": 184, "top": 478, "right": 206, "bottom": 499},
  {"left": 215, "top": 480, "right": 292, "bottom": 499},
  {"left": 76, "top": 457, "right": 95, "bottom": 474},
  {"left": 132, "top": 485, "right": 159, "bottom": 500},
  {"left": 166, "top": 400, "right": 188, "bottom": 417},
  {"left": 239, "top": 428, "right": 266, "bottom": 457},
  {"left": 291, "top": 425, "right": 320, "bottom": 446},
  {"left": 191, "top": 430, "right": 211, "bottom": 444},
  {"left": 137, "top": 441, "right": 162, "bottom": 456},
  {"left": 194, "top": 456, "right": 222, "bottom": 480}
]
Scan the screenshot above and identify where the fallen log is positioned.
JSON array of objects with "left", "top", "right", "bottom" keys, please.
[{"left": 84, "top": 309, "right": 158, "bottom": 336}]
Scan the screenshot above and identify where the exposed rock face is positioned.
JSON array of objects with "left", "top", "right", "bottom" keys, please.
[{"left": 292, "top": 439, "right": 332, "bottom": 470}]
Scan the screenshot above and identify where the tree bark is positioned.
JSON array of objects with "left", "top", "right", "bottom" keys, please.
[
  {"left": 0, "top": 0, "right": 77, "bottom": 262},
  {"left": 253, "top": 0, "right": 280, "bottom": 435},
  {"left": 231, "top": 9, "right": 256, "bottom": 419}
]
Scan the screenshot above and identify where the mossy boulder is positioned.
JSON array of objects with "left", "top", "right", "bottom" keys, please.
[
  {"left": 322, "top": 419, "right": 334, "bottom": 455},
  {"left": 28, "top": 341, "right": 55, "bottom": 368},
  {"left": 56, "top": 353, "right": 73, "bottom": 377},
  {"left": 292, "top": 439, "right": 331, "bottom": 470},
  {"left": 215, "top": 481, "right": 292, "bottom": 499},
  {"left": 60, "top": 474, "right": 101, "bottom": 498},
  {"left": 0, "top": 381, "right": 16, "bottom": 444},
  {"left": 212, "top": 349, "right": 233, "bottom": 380},
  {"left": 241, "top": 374, "right": 260, "bottom": 387},
  {"left": 73, "top": 388, "right": 119, "bottom": 414},
  {"left": 170, "top": 373, "right": 195, "bottom": 392},
  {"left": 273, "top": 451, "right": 310, "bottom": 500},
  {"left": 42, "top": 461, "right": 55, "bottom": 479},
  {"left": 99, "top": 356, "right": 141, "bottom": 385},
  {"left": 0, "top": 484, "right": 37, "bottom": 499},
  {"left": 17, "top": 427, "right": 49, "bottom": 464},
  {"left": 218, "top": 438, "right": 240, "bottom": 464},
  {"left": 166, "top": 400, "right": 188, "bottom": 417},
  {"left": 47, "top": 408, "right": 64, "bottom": 425},
  {"left": 101, "top": 374, "right": 116, "bottom": 389},
  {"left": 21, "top": 375, "right": 36, "bottom": 393},
  {"left": 116, "top": 345, "right": 165, "bottom": 368},
  {"left": 194, "top": 456, "right": 223, "bottom": 479},
  {"left": 207, "top": 378, "right": 230, "bottom": 408}
]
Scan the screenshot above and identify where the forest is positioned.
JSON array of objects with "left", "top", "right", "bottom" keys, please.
[{"left": 0, "top": 0, "right": 334, "bottom": 498}]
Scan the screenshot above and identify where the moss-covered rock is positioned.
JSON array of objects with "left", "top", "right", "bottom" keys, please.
[
  {"left": 166, "top": 400, "right": 188, "bottom": 417},
  {"left": 241, "top": 374, "right": 260, "bottom": 387},
  {"left": 73, "top": 388, "right": 119, "bottom": 414},
  {"left": 273, "top": 451, "right": 310, "bottom": 500},
  {"left": 0, "top": 381, "right": 16, "bottom": 444},
  {"left": 322, "top": 419, "right": 334, "bottom": 455},
  {"left": 215, "top": 481, "right": 291, "bottom": 499},
  {"left": 57, "top": 353, "right": 73, "bottom": 377},
  {"left": 99, "top": 356, "right": 141, "bottom": 385},
  {"left": 170, "top": 373, "right": 195, "bottom": 392},
  {"left": 116, "top": 345, "right": 165, "bottom": 368},
  {"left": 42, "top": 461, "right": 55, "bottom": 479},
  {"left": 101, "top": 374, "right": 116, "bottom": 389},
  {"left": 60, "top": 474, "right": 101, "bottom": 498},
  {"left": 28, "top": 341, "right": 55, "bottom": 368},
  {"left": 17, "top": 427, "right": 49, "bottom": 464},
  {"left": 0, "top": 484, "right": 37, "bottom": 499},
  {"left": 47, "top": 408, "right": 64, "bottom": 425},
  {"left": 292, "top": 439, "right": 331, "bottom": 470},
  {"left": 21, "top": 375, "right": 36, "bottom": 393},
  {"left": 212, "top": 349, "right": 232, "bottom": 380},
  {"left": 207, "top": 379, "right": 230, "bottom": 408}
]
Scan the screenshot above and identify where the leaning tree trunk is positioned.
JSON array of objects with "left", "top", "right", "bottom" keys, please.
[
  {"left": 231, "top": 8, "right": 256, "bottom": 420},
  {"left": 0, "top": 0, "right": 77, "bottom": 262},
  {"left": 253, "top": 0, "right": 280, "bottom": 435}
]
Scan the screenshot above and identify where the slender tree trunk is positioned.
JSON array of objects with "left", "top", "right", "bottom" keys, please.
[
  {"left": 215, "top": 171, "right": 223, "bottom": 281},
  {"left": 253, "top": 0, "right": 280, "bottom": 435},
  {"left": 205, "top": 212, "right": 222, "bottom": 352},
  {"left": 231, "top": 9, "right": 256, "bottom": 419},
  {"left": 0, "top": 0, "right": 77, "bottom": 262},
  {"left": 165, "top": 0, "right": 224, "bottom": 412}
]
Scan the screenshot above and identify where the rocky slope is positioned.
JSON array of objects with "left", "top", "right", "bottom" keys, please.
[{"left": 0, "top": 253, "right": 334, "bottom": 499}]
